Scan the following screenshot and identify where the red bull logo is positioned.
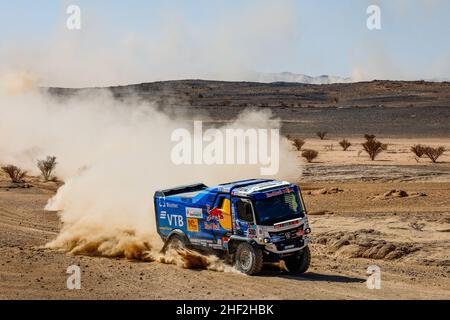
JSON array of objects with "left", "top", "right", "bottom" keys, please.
[
  {"left": 204, "top": 222, "right": 220, "bottom": 230},
  {"left": 206, "top": 206, "right": 224, "bottom": 221}
]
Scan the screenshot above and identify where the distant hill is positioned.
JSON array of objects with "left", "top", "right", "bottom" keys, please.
[
  {"left": 252, "top": 72, "right": 351, "bottom": 84},
  {"left": 47, "top": 79, "right": 450, "bottom": 109},
  {"left": 45, "top": 79, "right": 450, "bottom": 137}
]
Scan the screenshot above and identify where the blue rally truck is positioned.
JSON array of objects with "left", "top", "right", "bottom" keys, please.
[{"left": 154, "top": 179, "right": 311, "bottom": 275}]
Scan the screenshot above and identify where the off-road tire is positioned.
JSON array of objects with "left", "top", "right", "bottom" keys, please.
[
  {"left": 234, "top": 242, "right": 264, "bottom": 275},
  {"left": 284, "top": 246, "right": 311, "bottom": 274},
  {"left": 162, "top": 234, "right": 187, "bottom": 253}
]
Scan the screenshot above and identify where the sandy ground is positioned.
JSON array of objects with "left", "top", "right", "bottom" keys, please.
[
  {"left": 297, "top": 138, "right": 450, "bottom": 183},
  {"left": 1, "top": 139, "right": 449, "bottom": 300},
  {"left": 293, "top": 137, "right": 450, "bottom": 166}
]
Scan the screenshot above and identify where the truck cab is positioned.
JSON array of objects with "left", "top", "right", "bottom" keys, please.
[{"left": 154, "top": 179, "right": 311, "bottom": 275}]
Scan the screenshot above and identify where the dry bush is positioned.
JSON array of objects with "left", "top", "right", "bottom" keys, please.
[
  {"left": 362, "top": 138, "right": 387, "bottom": 160},
  {"left": 292, "top": 138, "right": 305, "bottom": 151},
  {"left": 37, "top": 156, "right": 57, "bottom": 181},
  {"left": 410, "top": 145, "right": 426, "bottom": 158},
  {"left": 1, "top": 165, "right": 27, "bottom": 183},
  {"left": 364, "top": 134, "right": 376, "bottom": 141},
  {"left": 424, "top": 146, "right": 446, "bottom": 163},
  {"left": 409, "top": 222, "right": 425, "bottom": 232},
  {"left": 339, "top": 139, "right": 351, "bottom": 151},
  {"left": 302, "top": 149, "right": 318, "bottom": 163},
  {"left": 316, "top": 131, "right": 327, "bottom": 140}
]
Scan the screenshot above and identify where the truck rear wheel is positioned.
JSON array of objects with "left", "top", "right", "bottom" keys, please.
[
  {"left": 234, "top": 242, "right": 263, "bottom": 275},
  {"left": 284, "top": 246, "right": 311, "bottom": 274}
]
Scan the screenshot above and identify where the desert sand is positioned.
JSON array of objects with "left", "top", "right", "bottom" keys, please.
[{"left": 294, "top": 138, "right": 450, "bottom": 166}]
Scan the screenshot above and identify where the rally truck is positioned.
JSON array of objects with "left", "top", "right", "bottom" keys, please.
[{"left": 154, "top": 179, "right": 311, "bottom": 275}]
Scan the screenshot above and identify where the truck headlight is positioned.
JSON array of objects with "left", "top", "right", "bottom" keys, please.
[
  {"left": 263, "top": 237, "right": 271, "bottom": 243},
  {"left": 304, "top": 227, "right": 311, "bottom": 234}
]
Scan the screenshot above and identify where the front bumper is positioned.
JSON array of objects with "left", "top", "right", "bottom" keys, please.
[{"left": 264, "top": 236, "right": 309, "bottom": 255}]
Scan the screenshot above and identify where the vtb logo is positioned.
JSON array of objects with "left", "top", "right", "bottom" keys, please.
[{"left": 167, "top": 214, "right": 184, "bottom": 227}]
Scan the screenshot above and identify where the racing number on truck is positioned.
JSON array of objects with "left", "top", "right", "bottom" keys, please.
[{"left": 167, "top": 214, "right": 184, "bottom": 227}]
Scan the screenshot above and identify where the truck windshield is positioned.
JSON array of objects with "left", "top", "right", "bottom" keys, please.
[{"left": 253, "top": 191, "right": 303, "bottom": 225}]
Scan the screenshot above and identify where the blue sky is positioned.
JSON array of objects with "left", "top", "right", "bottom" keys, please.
[{"left": 1, "top": 0, "right": 449, "bottom": 86}]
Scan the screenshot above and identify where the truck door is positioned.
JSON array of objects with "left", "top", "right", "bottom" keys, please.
[
  {"left": 232, "top": 197, "right": 257, "bottom": 239},
  {"left": 206, "top": 194, "right": 232, "bottom": 249}
]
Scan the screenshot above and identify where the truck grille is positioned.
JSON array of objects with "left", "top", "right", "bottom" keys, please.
[
  {"left": 274, "top": 238, "right": 304, "bottom": 251},
  {"left": 269, "top": 227, "right": 302, "bottom": 243}
]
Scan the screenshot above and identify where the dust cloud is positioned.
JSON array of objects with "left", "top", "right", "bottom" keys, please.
[{"left": 0, "top": 72, "right": 301, "bottom": 270}]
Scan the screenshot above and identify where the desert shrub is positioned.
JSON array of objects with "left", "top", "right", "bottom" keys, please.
[
  {"left": 424, "top": 146, "right": 446, "bottom": 163},
  {"left": 292, "top": 138, "right": 305, "bottom": 151},
  {"left": 364, "top": 134, "right": 376, "bottom": 141},
  {"left": 302, "top": 149, "right": 318, "bottom": 163},
  {"left": 362, "top": 138, "right": 387, "bottom": 160},
  {"left": 37, "top": 156, "right": 57, "bottom": 181},
  {"left": 316, "top": 131, "right": 327, "bottom": 140},
  {"left": 410, "top": 145, "right": 426, "bottom": 158},
  {"left": 409, "top": 222, "right": 425, "bottom": 232},
  {"left": 1, "top": 165, "right": 27, "bottom": 183},
  {"left": 339, "top": 139, "right": 351, "bottom": 151}
]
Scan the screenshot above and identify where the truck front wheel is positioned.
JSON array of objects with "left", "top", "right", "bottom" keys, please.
[
  {"left": 284, "top": 246, "right": 311, "bottom": 274},
  {"left": 234, "top": 242, "right": 263, "bottom": 275},
  {"left": 162, "top": 234, "right": 187, "bottom": 253}
]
